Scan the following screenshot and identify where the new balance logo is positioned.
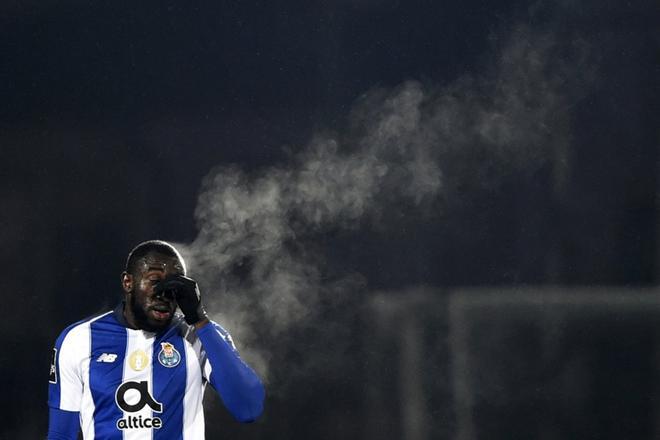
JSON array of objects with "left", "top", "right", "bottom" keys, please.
[{"left": 97, "top": 353, "right": 118, "bottom": 363}]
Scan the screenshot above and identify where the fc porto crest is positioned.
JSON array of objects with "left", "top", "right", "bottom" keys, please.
[{"left": 157, "top": 342, "right": 181, "bottom": 368}]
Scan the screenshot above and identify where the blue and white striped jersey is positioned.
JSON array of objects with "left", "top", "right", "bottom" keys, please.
[{"left": 48, "top": 304, "right": 261, "bottom": 439}]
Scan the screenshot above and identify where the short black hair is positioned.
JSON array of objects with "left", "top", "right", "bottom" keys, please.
[{"left": 124, "top": 240, "right": 183, "bottom": 275}]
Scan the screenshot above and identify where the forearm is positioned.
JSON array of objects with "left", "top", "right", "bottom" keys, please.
[
  {"left": 197, "top": 323, "right": 265, "bottom": 422},
  {"left": 47, "top": 407, "right": 79, "bottom": 440}
]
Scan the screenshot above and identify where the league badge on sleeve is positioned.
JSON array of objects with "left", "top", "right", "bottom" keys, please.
[
  {"left": 157, "top": 342, "right": 181, "bottom": 368},
  {"left": 49, "top": 348, "right": 58, "bottom": 384}
]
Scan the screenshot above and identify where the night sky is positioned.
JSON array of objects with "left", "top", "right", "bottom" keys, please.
[{"left": 1, "top": 1, "right": 658, "bottom": 438}]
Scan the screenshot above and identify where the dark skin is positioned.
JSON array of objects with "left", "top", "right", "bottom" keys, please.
[{"left": 121, "top": 252, "right": 209, "bottom": 331}]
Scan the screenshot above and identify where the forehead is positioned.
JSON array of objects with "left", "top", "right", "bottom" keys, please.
[{"left": 136, "top": 252, "right": 185, "bottom": 274}]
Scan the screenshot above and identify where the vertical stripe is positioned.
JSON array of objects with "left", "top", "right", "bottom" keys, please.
[
  {"left": 153, "top": 326, "right": 187, "bottom": 440},
  {"left": 74, "top": 319, "right": 93, "bottom": 439},
  {"left": 123, "top": 330, "right": 155, "bottom": 440},
  {"left": 182, "top": 333, "right": 205, "bottom": 439},
  {"left": 90, "top": 314, "right": 127, "bottom": 440},
  {"left": 79, "top": 327, "right": 96, "bottom": 440}
]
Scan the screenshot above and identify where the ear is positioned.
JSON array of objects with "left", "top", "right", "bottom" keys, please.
[{"left": 121, "top": 272, "right": 133, "bottom": 294}]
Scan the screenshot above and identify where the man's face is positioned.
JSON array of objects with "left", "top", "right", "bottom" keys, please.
[{"left": 124, "top": 252, "right": 185, "bottom": 332}]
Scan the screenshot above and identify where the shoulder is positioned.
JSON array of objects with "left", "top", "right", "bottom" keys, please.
[
  {"left": 203, "top": 320, "right": 237, "bottom": 350},
  {"left": 54, "top": 310, "right": 114, "bottom": 349},
  {"left": 208, "top": 320, "right": 231, "bottom": 337}
]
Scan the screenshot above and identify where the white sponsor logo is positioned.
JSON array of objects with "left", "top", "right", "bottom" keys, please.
[{"left": 96, "top": 353, "right": 118, "bottom": 363}]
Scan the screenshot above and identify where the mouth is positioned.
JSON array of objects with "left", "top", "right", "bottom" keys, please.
[{"left": 150, "top": 303, "right": 173, "bottom": 321}]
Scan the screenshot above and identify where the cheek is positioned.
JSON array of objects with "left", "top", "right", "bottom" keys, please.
[
  {"left": 138, "top": 280, "right": 155, "bottom": 295},
  {"left": 133, "top": 286, "right": 154, "bottom": 307}
]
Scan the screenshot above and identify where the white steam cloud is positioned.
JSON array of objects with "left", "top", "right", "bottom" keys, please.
[{"left": 176, "top": 26, "right": 589, "bottom": 384}]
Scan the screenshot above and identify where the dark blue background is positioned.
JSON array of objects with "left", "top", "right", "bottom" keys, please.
[{"left": 1, "top": 1, "right": 658, "bottom": 438}]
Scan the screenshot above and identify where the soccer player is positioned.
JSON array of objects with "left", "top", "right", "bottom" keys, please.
[{"left": 47, "top": 240, "right": 265, "bottom": 439}]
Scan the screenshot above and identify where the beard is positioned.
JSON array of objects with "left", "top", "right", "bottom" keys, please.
[{"left": 128, "top": 291, "right": 171, "bottom": 332}]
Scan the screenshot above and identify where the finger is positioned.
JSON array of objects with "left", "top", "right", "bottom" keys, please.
[
  {"left": 171, "top": 274, "right": 197, "bottom": 285},
  {"left": 161, "top": 273, "right": 185, "bottom": 283},
  {"left": 156, "top": 280, "right": 186, "bottom": 293}
]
